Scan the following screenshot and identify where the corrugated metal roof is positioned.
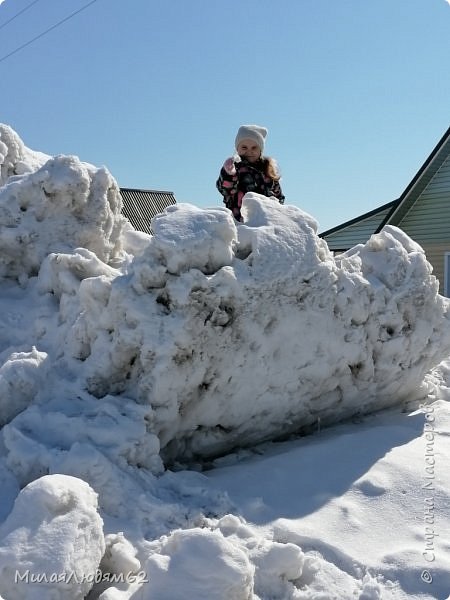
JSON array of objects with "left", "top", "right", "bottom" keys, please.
[{"left": 120, "top": 188, "right": 176, "bottom": 234}]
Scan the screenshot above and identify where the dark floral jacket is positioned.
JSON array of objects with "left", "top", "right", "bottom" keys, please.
[{"left": 216, "top": 157, "right": 285, "bottom": 221}]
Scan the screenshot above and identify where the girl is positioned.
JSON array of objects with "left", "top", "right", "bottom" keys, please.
[{"left": 216, "top": 124, "right": 285, "bottom": 222}]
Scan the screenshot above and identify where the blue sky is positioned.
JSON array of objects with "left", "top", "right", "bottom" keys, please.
[{"left": 0, "top": 0, "right": 449, "bottom": 232}]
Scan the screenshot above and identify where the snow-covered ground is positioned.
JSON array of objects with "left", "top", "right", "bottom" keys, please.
[{"left": 0, "top": 123, "right": 449, "bottom": 599}]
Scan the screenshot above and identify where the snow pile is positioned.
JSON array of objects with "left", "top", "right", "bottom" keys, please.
[
  {"left": 33, "top": 195, "right": 450, "bottom": 465},
  {"left": 0, "top": 474, "right": 104, "bottom": 599},
  {"left": 1, "top": 124, "right": 450, "bottom": 599},
  {"left": 0, "top": 123, "right": 450, "bottom": 471},
  {"left": 0, "top": 123, "right": 125, "bottom": 280},
  {"left": 0, "top": 124, "right": 48, "bottom": 185}
]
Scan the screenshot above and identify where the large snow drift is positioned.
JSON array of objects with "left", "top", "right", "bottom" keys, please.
[
  {"left": 1, "top": 123, "right": 450, "bottom": 599},
  {"left": 1, "top": 123, "right": 450, "bottom": 475}
]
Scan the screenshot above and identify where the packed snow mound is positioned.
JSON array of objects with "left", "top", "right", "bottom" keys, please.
[
  {"left": 143, "top": 527, "right": 254, "bottom": 600},
  {"left": 0, "top": 124, "right": 48, "bottom": 185},
  {"left": 1, "top": 125, "right": 450, "bottom": 599},
  {"left": 0, "top": 124, "right": 126, "bottom": 280},
  {"left": 38, "top": 197, "right": 448, "bottom": 464},
  {"left": 1, "top": 123, "right": 450, "bottom": 470},
  {"left": 0, "top": 474, "right": 104, "bottom": 599}
]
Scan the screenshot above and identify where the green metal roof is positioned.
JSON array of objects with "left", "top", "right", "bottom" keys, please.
[
  {"left": 376, "top": 126, "right": 450, "bottom": 231},
  {"left": 319, "top": 126, "right": 450, "bottom": 249}
]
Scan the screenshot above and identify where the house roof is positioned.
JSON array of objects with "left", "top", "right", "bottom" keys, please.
[
  {"left": 319, "top": 125, "right": 450, "bottom": 243},
  {"left": 376, "top": 126, "right": 450, "bottom": 232},
  {"left": 319, "top": 199, "right": 399, "bottom": 239},
  {"left": 120, "top": 187, "right": 176, "bottom": 235}
]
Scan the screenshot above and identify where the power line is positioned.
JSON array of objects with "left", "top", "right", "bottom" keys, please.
[
  {"left": 0, "top": 0, "right": 101, "bottom": 65},
  {"left": 0, "top": 0, "right": 42, "bottom": 32}
]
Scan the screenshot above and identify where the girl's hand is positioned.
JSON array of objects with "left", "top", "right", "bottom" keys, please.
[{"left": 222, "top": 157, "right": 236, "bottom": 175}]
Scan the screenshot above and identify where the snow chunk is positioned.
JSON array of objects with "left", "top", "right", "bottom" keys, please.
[
  {"left": 239, "top": 191, "right": 328, "bottom": 279},
  {"left": 214, "top": 516, "right": 305, "bottom": 598},
  {"left": 0, "top": 347, "right": 47, "bottom": 426},
  {"left": 253, "top": 541, "right": 303, "bottom": 581},
  {"left": 150, "top": 203, "right": 238, "bottom": 274},
  {"left": 0, "top": 124, "right": 48, "bottom": 186},
  {"left": 0, "top": 474, "right": 105, "bottom": 599},
  {"left": 0, "top": 148, "right": 125, "bottom": 280},
  {"left": 144, "top": 528, "right": 253, "bottom": 600},
  {"left": 101, "top": 532, "right": 141, "bottom": 577}
]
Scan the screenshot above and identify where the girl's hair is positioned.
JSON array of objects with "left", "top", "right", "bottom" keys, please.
[{"left": 264, "top": 157, "right": 281, "bottom": 181}]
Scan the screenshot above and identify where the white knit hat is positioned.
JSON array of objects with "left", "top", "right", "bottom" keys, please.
[{"left": 235, "top": 124, "right": 268, "bottom": 153}]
